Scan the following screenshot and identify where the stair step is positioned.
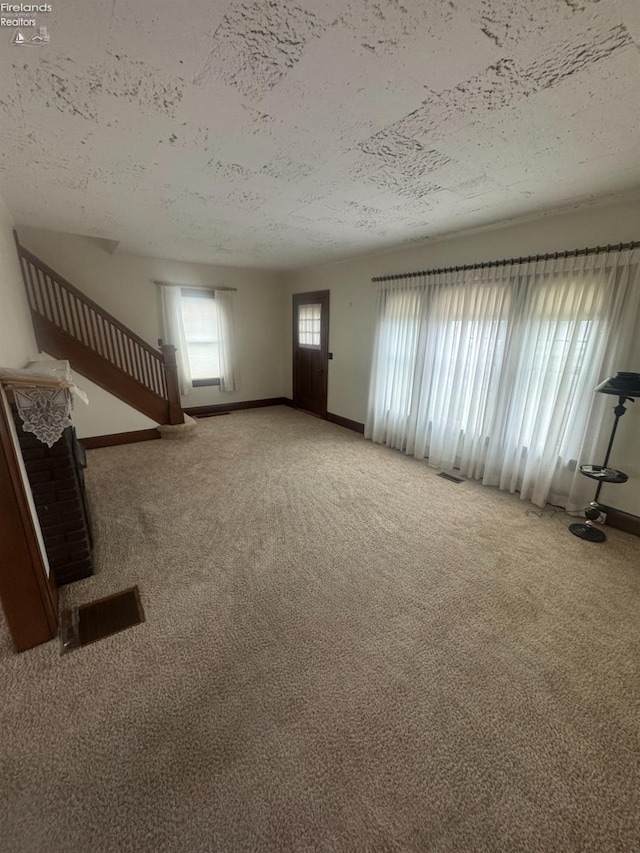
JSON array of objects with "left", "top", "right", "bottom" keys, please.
[{"left": 158, "top": 414, "right": 198, "bottom": 440}]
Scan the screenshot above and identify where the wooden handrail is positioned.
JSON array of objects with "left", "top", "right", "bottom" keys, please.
[
  {"left": 15, "top": 239, "right": 161, "bottom": 358},
  {"left": 14, "top": 232, "right": 184, "bottom": 426},
  {"left": 30, "top": 315, "right": 173, "bottom": 423}
]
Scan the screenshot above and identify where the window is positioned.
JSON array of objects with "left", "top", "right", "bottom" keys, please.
[
  {"left": 180, "top": 289, "right": 220, "bottom": 386},
  {"left": 298, "top": 303, "right": 322, "bottom": 348}
]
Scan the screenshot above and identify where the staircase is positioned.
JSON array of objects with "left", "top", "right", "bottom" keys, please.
[{"left": 14, "top": 233, "right": 184, "bottom": 426}]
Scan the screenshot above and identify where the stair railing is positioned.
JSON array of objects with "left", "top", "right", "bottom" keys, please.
[{"left": 14, "top": 232, "right": 183, "bottom": 425}]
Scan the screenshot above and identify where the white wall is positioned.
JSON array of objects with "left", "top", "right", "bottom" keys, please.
[
  {"left": 65, "top": 373, "right": 157, "bottom": 438},
  {"left": 283, "top": 198, "right": 640, "bottom": 515},
  {"left": 0, "top": 196, "right": 39, "bottom": 368},
  {"left": 18, "top": 228, "right": 287, "bottom": 426},
  {"left": 29, "top": 365, "right": 158, "bottom": 440}
]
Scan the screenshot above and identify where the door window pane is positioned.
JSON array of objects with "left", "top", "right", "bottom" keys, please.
[{"left": 298, "top": 303, "right": 321, "bottom": 349}]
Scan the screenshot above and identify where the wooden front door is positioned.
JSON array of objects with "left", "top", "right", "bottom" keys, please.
[{"left": 293, "top": 290, "right": 329, "bottom": 417}]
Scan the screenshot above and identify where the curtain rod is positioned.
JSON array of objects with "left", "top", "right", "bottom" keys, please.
[
  {"left": 153, "top": 280, "right": 237, "bottom": 291},
  {"left": 371, "top": 241, "right": 639, "bottom": 283}
]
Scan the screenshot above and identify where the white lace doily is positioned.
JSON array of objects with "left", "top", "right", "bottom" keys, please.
[{"left": 14, "top": 387, "right": 73, "bottom": 448}]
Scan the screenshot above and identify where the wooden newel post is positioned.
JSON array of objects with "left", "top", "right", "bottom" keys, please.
[{"left": 160, "top": 345, "right": 184, "bottom": 425}]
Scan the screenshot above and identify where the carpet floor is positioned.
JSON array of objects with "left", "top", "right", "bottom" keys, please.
[{"left": 1, "top": 406, "right": 639, "bottom": 852}]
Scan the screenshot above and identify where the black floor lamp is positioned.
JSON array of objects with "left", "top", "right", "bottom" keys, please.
[{"left": 570, "top": 372, "right": 640, "bottom": 542}]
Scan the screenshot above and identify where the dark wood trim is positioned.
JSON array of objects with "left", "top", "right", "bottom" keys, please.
[
  {"left": 33, "top": 313, "right": 170, "bottom": 424},
  {"left": 0, "top": 390, "right": 58, "bottom": 651},
  {"left": 159, "top": 344, "right": 184, "bottom": 425},
  {"left": 184, "top": 398, "right": 290, "bottom": 417},
  {"left": 326, "top": 412, "right": 365, "bottom": 434},
  {"left": 15, "top": 235, "right": 182, "bottom": 426},
  {"left": 600, "top": 505, "right": 640, "bottom": 538},
  {"left": 188, "top": 397, "right": 364, "bottom": 436},
  {"left": 81, "top": 429, "right": 161, "bottom": 450},
  {"left": 15, "top": 236, "right": 162, "bottom": 359}
]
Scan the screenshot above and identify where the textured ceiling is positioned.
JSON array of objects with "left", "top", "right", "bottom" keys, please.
[{"left": 1, "top": 0, "right": 639, "bottom": 269}]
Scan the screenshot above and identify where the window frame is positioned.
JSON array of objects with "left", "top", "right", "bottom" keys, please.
[
  {"left": 297, "top": 302, "right": 323, "bottom": 350},
  {"left": 180, "top": 287, "right": 221, "bottom": 387},
  {"left": 377, "top": 276, "right": 603, "bottom": 463}
]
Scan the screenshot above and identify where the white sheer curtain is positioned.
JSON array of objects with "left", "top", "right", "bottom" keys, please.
[
  {"left": 214, "top": 289, "right": 238, "bottom": 392},
  {"left": 366, "top": 248, "right": 640, "bottom": 509},
  {"left": 159, "top": 285, "right": 192, "bottom": 396}
]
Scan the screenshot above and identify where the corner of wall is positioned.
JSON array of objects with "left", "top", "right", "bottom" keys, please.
[{"left": 0, "top": 195, "right": 40, "bottom": 369}]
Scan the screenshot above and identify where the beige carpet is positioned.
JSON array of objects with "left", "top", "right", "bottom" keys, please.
[{"left": 1, "top": 406, "right": 639, "bottom": 852}]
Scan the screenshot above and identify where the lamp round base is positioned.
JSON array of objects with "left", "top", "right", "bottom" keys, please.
[{"left": 569, "top": 522, "right": 606, "bottom": 542}]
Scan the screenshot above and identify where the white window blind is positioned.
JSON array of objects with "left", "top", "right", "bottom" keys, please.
[
  {"left": 298, "top": 303, "right": 322, "bottom": 348},
  {"left": 180, "top": 293, "right": 220, "bottom": 380}
]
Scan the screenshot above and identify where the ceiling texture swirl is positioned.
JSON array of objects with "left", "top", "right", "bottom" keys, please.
[{"left": 1, "top": 0, "right": 638, "bottom": 268}]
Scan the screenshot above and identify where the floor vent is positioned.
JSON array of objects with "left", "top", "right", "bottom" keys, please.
[
  {"left": 437, "top": 472, "right": 465, "bottom": 484},
  {"left": 61, "top": 585, "right": 145, "bottom": 652}
]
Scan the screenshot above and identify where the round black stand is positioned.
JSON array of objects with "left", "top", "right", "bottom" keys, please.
[
  {"left": 569, "top": 522, "right": 607, "bottom": 542},
  {"left": 570, "top": 393, "right": 632, "bottom": 544}
]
